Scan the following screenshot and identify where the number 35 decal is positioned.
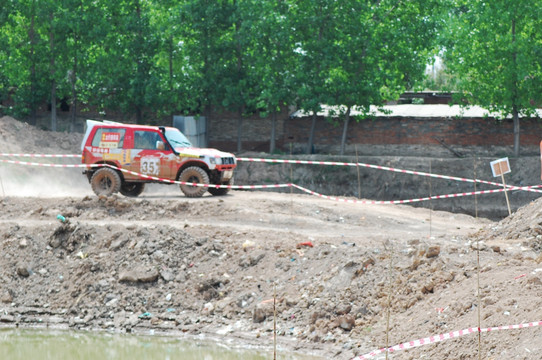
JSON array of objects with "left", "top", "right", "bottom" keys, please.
[{"left": 141, "top": 157, "right": 160, "bottom": 175}]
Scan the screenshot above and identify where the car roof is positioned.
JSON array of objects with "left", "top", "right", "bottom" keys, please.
[
  {"left": 82, "top": 120, "right": 177, "bottom": 151},
  {"left": 92, "top": 120, "right": 176, "bottom": 131}
]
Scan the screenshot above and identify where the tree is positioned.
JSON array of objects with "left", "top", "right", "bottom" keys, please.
[
  {"left": 84, "top": 0, "right": 164, "bottom": 124},
  {"left": 444, "top": 0, "right": 542, "bottom": 156},
  {"left": 291, "top": 0, "right": 339, "bottom": 154},
  {"left": 179, "top": 0, "right": 237, "bottom": 116},
  {"left": 0, "top": 1, "right": 14, "bottom": 112},
  {"left": 2, "top": 0, "right": 50, "bottom": 123},
  {"left": 180, "top": 0, "right": 263, "bottom": 152},
  {"left": 252, "top": 1, "right": 295, "bottom": 153},
  {"left": 294, "top": 0, "right": 444, "bottom": 155}
]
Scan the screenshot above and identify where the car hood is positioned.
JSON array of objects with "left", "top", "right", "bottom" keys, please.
[{"left": 174, "top": 147, "right": 235, "bottom": 159}]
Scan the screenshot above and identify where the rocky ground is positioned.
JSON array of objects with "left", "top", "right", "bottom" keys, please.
[{"left": 1, "top": 116, "right": 542, "bottom": 359}]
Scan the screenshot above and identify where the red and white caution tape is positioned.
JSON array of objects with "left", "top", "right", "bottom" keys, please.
[
  {"left": 352, "top": 320, "right": 542, "bottom": 360},
  {"left": 4, "top": 155, "right": 542, "bottom": 197},
  {"left": 292, "top": 184, "right": 542, "bottom": 205},
  {"left": 111, "top": 165, "right": 292, "bottom": 190},
  {"left": 3, "top": 158, "right": 542, "bottom": 200},
  {"left": 2, "top": 153, "right": 541, "bottom": 193},
  {"left": 238, "top": 157, "right": 542, "bottom": 194},
  {"left": 0, "top": 159, "right": 92, "bottom": 168},
  {"left": 0, "top": 153, "right": 81, "bottom": 158},
  {"left": 0, "top": 159, "right": 290, "bottom": 190}
]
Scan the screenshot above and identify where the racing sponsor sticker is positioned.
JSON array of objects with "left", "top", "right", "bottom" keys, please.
[
  {"left": 99, "top": 132, "right": 121, "bottom": 149},
  {"left": 178, "top": 153, "right": 200, "bottom": 159},
  {"left": 91, "top": 146, "right": 110, "bottom": 154},
  {"left": 103, "top": 149, "right": 131, "bottom": 165}
]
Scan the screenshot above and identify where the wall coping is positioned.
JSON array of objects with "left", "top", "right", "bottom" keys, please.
[{"left": 290, "top": 104, "right": 542, "bottom": 119}]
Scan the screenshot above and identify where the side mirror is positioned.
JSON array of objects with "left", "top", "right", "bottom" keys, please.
[{"left": 156, "top": 141, "right": 165, "bottom": 150}]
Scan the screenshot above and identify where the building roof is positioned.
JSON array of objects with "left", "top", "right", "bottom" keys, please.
[{"left": 290, "top": 104, "right": 542, "bottom": 119}]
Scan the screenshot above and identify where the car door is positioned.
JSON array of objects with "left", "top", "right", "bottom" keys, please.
[{"left": 128, "top": 130, "right": 175, "bottom": 181}]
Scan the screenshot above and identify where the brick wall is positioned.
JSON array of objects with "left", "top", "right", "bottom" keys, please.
[{"left": 209, "top": 113, "right": 542, "bottom": 154}]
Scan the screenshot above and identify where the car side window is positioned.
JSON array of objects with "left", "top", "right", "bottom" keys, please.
[
  {"left": 134, "top": 130, "right": 162, "bottom": 150},
  {"left": 91, "top": 128, "right": 125, "bottom": 149}
]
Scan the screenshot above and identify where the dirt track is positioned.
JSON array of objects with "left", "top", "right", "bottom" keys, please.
[{"left": 2, "top": 116, "right": 542, "bottom": 359}]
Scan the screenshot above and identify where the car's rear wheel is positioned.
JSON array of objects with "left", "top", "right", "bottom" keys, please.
[
  {"left": 178, "top": 166, "right": 209, "bottom": 197},
  {"left": 208, "top": 177, "right": 234, "bottom": 196},
  {"left": 120, "top": 182, "right": 145, "bottom": 197},
  {"left": 90, "top": 168, "right": 122, "bottom": 196}
]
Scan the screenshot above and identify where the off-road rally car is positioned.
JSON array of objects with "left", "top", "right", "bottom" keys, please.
[{"left": 81, "top": 120, "right": 237, "bottom": 197}]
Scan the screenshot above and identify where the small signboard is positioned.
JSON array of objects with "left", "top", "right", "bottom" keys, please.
[
  {"left": 490, "top": 157, "right": 511, "bottom": 178},
  {"left": 489, "top": 157, "right": 512, "bottom": 216}
]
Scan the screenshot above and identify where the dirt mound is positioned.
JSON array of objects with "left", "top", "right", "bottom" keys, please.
[
  {"left": 475, "top": 196, "right": 542, "bottom": 252},
  {"left": 0, "top": 116, "right": 88, "bottom": 197},
  {"left": 1, "top": 193, "right": 542, "bottom": 359},
  {"left": 0, "top": 116, "right": 83, "bottom": 154}
]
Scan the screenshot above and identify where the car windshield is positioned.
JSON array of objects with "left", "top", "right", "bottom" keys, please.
[{"left": 165, "top": 129, "right": 193, "bottom": 148}]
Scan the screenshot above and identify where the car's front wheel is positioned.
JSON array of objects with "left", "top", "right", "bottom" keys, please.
[
  {"left": 208, "top": 177, "right": 234, "bottom": 196},
  {"left": 120, "top": 182, "right": 145, "bottom": 197},
  {"left": 90, "top": 168, "right": 122, "bottom": 196},
  {"left": 178, "top": 166, "right": 209, "bottom": 197}
]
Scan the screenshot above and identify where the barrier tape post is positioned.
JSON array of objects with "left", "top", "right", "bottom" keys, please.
[
  {"left": 476, "top": 238, "right": 482, "bottom": 360},
  {"left": 0, "top": 162, "right": 5, "bottom": 197}
]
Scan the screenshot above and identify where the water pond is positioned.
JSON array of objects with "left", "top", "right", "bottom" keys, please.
[{"left": 0, "top": 329, "right": 322, "bottom": 360}]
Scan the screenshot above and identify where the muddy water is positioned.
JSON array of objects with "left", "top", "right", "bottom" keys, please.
[{"left": 0, "top": 329, "right": 320, "bottom": 360}]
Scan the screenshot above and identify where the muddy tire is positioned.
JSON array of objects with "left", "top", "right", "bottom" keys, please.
[
  {"left": 208, "top": 177, "right": 234, "bottom": 196},
  {"left": 178, "top": 166, "right": 209, "bottom": 198},
  {"left": 90, "top": 168, "right": 122, "bottom": 196},
  {"left": 120, "top": 182, "right": 145, "bottom": 197}
]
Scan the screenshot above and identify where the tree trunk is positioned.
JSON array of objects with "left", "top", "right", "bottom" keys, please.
[
  {"left": 511, "top": 20, "right": 520, "bottom": 157},
  {"left": 28, "top": 2, "right": 37, "bottom": 126},
  {"left": 512, "top": 105, "right": 520, "bottom": 157},
  {"left": 50, "top": 81, "right": 57, "bottom": 132},
  {"left": 69, "top": 42, "right": 77, "bottom": 133},
  {"left": 136, "top": 107, "right": 143, "bottom": 124},
  {"left": 236, "top": 112, "right": 243, "bottom": 153},
  {"left": 270, "top": 110, "right": 277, "bottom": 153},
  {"left": 307, "top": 111, "right": 317, "bottom": 154},
  {"left": 49, "top": 12, "right": 57, "bottom": 132},
  {"left": 340, "top": 106, "right": 351, "bottom": 155},
  {"left": 169, "top": 35, "right": 174, "bottom": 91}
]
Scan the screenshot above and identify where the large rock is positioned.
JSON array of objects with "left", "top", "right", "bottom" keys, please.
[
  {"left": 119, "top": 267, "right": 159, "bottom": 283},
  {"left": 333, "top": 315, "right": 355, "bottom": 331},
  {"left": 426, "top": 246, "right": 441, "bottom": 258},
  {"left": 1, "top": 289, "right": 13, "bottom": 303},
  {"left": 252, "top": 301, "right": 274, "bottom": 323},
  {"left": 16, "top": 266, "right": 30, "bottom": 278}
]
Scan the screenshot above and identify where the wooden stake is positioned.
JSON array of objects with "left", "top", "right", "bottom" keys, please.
[
  {"left": 473, "top": 158, "right": 478, "bottom": 219},
  {"left": 273, "top": 283, "right": 277, "bottom": 360},
  {"left": 0, "top": 166, "right": 5, "bottom": 197},
  {"left": 355, "top": 145, "right": 361, "bottom": 199},
  {"left": 290, "top": 143, "right": 293, "bottom": 213},
  {"left": 476, "top": 239, "right": 482, "bottom": 360},
  {"left": 385, "top": 242, "right": 394, "bottom": 360},
  {"left": 501, "top": 173, "right": 511, "bottom": 216},
  {"left": 429, "top": 159, "right": 433, "bottom": 239}
]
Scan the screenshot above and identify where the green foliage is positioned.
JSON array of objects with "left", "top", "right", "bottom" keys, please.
[
  {"left": 293, "top": 0, "right": 445, "bottom": 114},
  {"left": 443, "top": 0, "right": 542, "bottom": 155},
  {"left": 444, "top": 0, "right": 542, "bottom": 113},
  {"left": 1, "top": 0, "right": 446, "bottom": 126}
]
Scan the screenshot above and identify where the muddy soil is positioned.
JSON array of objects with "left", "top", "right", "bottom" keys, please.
[{"left": 1, "top": 116, "right": 542, "bottom": 359}]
